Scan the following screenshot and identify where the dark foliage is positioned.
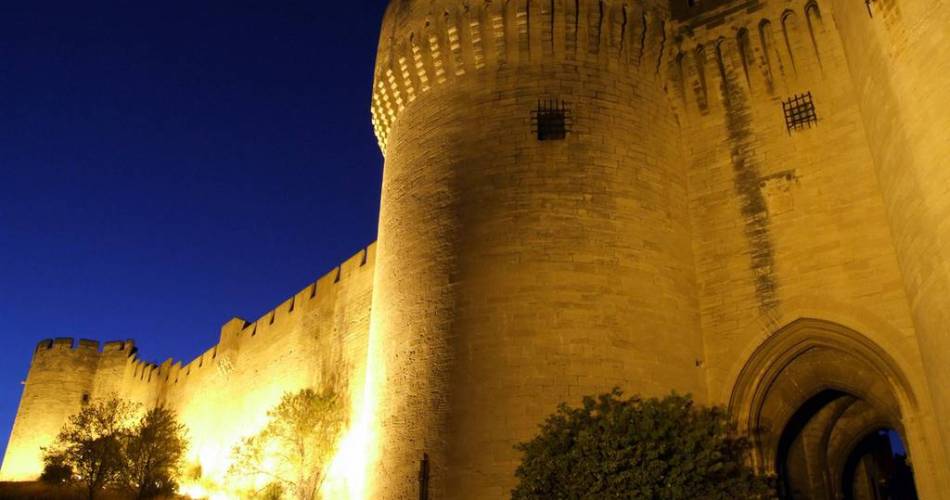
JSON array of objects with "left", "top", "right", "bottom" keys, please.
[
  {"left": 43, "top": 397, "right": 137, "bottom": 500},
  {"left": 39, "top": 454, "right": 73, "bottom": 486},
  {"left": 42, "top": 396, "right": 188, "bottom": 500},
  {"left": 124, "top": 407, "right": 188, "bottom": 499},
  {"left": 512, "top": 390, "right": 773, "bottom": 499}
]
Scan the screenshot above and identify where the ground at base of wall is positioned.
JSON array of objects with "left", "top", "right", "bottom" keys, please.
[{"left": 0, "top": 482, "right": 186, "bottom": 500}]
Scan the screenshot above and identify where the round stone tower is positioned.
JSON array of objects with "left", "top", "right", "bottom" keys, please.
[
  {"left": 0, "top": 339, "right": 100, "bottom": 481},
  {"left": 367, "top": 0, "right": 705, "bottom": 497}
]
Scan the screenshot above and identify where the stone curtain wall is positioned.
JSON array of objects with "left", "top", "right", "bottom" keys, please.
[
  {"left": 158, "top": 245, "right": 375, "bottom": 482},
  {"left": 0, "top": 245, "right": 376, "bottom": 483}
]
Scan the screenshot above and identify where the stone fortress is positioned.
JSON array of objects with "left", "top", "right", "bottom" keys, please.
[{"left": 3, "top": 0, "right": 949, "bottom": 497}]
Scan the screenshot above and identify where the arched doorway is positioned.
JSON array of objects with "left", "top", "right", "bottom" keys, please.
[
  {"left": 839, "top": 428, "right": 917, "bottom": 500},
  {"left": 730, "top": 319, "right": 921, "bottom": 499}
]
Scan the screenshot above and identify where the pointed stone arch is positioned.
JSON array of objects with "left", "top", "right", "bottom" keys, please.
[{"left": 729, "top": 318, "right": 921, "bottom": 498}]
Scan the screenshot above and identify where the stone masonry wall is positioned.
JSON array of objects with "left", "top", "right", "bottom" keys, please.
[
  {"left": 0, "top": 245, "right": 376, "bottom": 484},
  {"left": 827, "top": 0, "right": 950, "bottom": 468},
  {"left": 671, "top": 0, "right": 949, "bottom": 493}
]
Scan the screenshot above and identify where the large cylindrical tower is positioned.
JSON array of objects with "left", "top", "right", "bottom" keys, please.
[{"left": 367, "top": 0, "right": 705, "bottom": 497}]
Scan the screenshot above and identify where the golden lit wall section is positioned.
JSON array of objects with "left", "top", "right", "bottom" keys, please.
[{"left": 163, "top": 246, "right": 376, "bottom": 496}]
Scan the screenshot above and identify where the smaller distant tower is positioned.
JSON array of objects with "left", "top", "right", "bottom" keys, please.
[{"left": 0, "top": 339, "right": 100, "bottom": 480}]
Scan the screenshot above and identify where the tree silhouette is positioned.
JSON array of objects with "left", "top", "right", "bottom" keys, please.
[
  {"left": 43, "top": 396, "right": 138, "bottom": 500},
  {"left": 43, "top": 397, "right": 189, "bottom": 499},
  {"left": 124, "top": 407, "right": 189, "bottom": 499}
]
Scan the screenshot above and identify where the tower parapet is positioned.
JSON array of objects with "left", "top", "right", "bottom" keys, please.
[{"left": 372, "top": 0, "right": 673, "bottom": 151}]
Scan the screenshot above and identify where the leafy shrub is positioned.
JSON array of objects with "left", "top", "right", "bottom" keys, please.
[
  {"left": 512, "top": 390, "right": 773, "bottom": 499},
  {"left": 39, "top": 453, "right": 73, "bottom": 485}
]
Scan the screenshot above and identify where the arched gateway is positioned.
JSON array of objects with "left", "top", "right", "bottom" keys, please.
[{"left": 730, "top": 318, "right": 924, "bottom": 499}]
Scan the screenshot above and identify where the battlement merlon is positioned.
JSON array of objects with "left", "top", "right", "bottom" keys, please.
[
  {"left": 33, "top": 338, "right": 98, "bottom": 355},
  {"left": 24, "top": 243, "right": 376, "bottom": 390},
  {"left": 371, "top": 0, "right": 674, "bottom": 152},
  {"left": 215, "top": 243, "right": 375, "bottom": 348},
  {"left": 34, "top": 338, "right": 137, "bottom": 356},
  {"left": 103, "top": 340, "right": 136, "bottom": 353}
]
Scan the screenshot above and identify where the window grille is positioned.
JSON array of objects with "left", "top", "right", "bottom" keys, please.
[
  {"left": 782, "top": 92, "right": 818, "bottom": 133},
  {"left": 532, "top": 99, "right": 569, "bottom": 141}
]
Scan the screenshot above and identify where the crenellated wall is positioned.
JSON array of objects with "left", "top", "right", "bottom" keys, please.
[{"left": 0, "top": 245, "right": 376, "bottom": 485}]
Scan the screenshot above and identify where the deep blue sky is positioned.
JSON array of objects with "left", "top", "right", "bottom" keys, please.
[{"left": 0, "top": 0, "right": 389, "bottom": 460}]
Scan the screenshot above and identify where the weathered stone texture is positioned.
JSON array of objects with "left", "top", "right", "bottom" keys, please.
[{"left": 828, "top": 0, "right": 950, "bottom": 468}]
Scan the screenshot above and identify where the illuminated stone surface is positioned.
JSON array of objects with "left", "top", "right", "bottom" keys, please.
[{"left": 3, "top": 0, "right": 950, "bottom": 498}]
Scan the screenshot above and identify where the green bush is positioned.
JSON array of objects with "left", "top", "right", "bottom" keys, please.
[
  {"left": 39, "top": 454, "right": 73, "bottom": 486},
  {"left": 512, "top": 390, "right": 773, "bottom": 499}
]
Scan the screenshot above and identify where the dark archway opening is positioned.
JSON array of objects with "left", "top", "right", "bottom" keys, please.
[
  {"left": 776, "top": 390, "right": 848, "bottom": 498},
  {"left": 841, "top": 429, "right": 918, "bottom": 500},
  {"left": 775, "top": 391, "right": 919, "bottom": 500},
  {"left": 730, "top": 320, "right": 927, "bottom": 500}
]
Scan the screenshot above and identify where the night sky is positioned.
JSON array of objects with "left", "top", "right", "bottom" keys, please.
[{"left": 0, "top": 0, "right": 389, "bottom": 460}]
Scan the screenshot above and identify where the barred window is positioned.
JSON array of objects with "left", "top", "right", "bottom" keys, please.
[
  {"left": 783, "top": 92, "right": 818, "bottom": 133},
  {"left": 532, "top": 99, "right": 570, "bottom": 141}
]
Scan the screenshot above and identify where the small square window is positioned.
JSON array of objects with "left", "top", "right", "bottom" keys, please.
[
  {"left": 782, "top": 92, "right": 818, "bottom": 133},
  {"left": 532, "top": 99, "right": 569, "bottom": 141},
  {"left": 81, "top": 393, "right": 90, "bottom": 405}
]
